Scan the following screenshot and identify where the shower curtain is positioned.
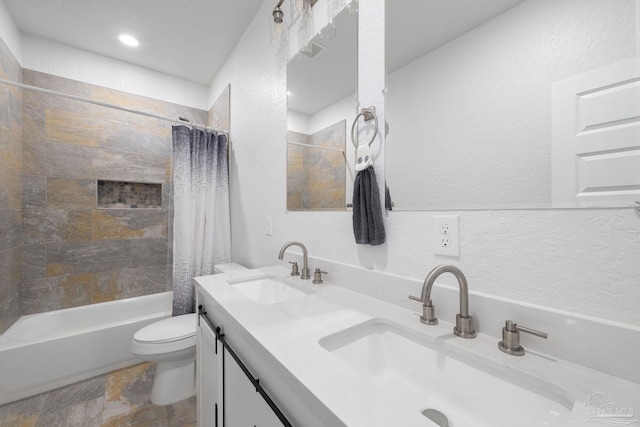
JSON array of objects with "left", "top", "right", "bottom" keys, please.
[{"left": 172, "top": 125, "right": 231, "bottom": 316}]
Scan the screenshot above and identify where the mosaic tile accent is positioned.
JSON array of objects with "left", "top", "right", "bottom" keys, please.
[
  {"left": 0, "top": 363, "right": 196, "bottom": 427},
  {"left": 97, "top": 180, "right": 162, "bottom": 210}
]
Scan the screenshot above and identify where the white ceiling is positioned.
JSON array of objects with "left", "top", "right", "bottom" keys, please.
[{"left": 2, "top": 0, "right": 263, "bottom": 86}]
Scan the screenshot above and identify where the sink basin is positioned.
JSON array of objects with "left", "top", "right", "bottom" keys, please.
[
  {"left": 319, "top": 318, "right": 574, "bottom": 427},
  {"left": 228, "top": 275, "right": 315, "bottom": 305}
]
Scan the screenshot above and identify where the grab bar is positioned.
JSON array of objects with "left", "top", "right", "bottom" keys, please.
[{"left": 351, "top": 106, "right": 378, "bottom": 148}]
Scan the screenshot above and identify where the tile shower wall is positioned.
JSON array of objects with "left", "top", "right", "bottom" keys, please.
[
  {"left": 0, "top": 37, "right": 22, "bottom": 334},
  {"left": 19, "top": 69, "right": 208, "bottom": 315},
  {"left": 286, "top": 120, "right": 346, "bottom": 210}
]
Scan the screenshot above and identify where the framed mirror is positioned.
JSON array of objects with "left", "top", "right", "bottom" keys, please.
[
  {"left": 286, "top": 5, "right": 358, "bottom": 211},
  {"left": 385, "top": 0, "right": 639, "bottom": 210}
]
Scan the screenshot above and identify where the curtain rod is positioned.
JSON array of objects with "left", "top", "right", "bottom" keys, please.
[
  {"left": 287, "top": 140, "right": 346, "bottom": 160},
  {"left": 0, "top": 78, "right": 221, "bottom": 134}
]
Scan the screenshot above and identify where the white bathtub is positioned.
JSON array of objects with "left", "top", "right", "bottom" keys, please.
[{"left": 0, "top": 292, "right": 172, "bottom": 406}]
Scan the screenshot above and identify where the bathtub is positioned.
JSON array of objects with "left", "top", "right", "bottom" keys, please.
[{"left": 0, "top": 292, "right": 172, "bottom": 406}]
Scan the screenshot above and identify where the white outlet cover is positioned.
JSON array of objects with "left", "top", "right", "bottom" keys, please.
[{"left": 433, "top": 215, "right": 460, "bottom": 257}]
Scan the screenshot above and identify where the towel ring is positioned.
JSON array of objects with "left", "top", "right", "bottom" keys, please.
[{"left": 351, "top": 107, "right": 378, "bottom": 149}]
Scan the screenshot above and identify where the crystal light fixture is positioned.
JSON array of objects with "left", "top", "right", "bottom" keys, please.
[
  {"left": 270, "top": 0, "right": 289, "bottom": 48},
  {"left": 290, "top": 0, "right": 311, "bottom": 23}
]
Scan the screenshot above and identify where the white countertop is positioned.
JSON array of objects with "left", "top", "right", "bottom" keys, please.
[{"left": 194, "top": 265, "right": 640, "bottom": 427}]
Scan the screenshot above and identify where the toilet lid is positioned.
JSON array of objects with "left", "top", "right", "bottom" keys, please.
[{"left": 134, "top": 313, "right": 197, "bottom": 343}]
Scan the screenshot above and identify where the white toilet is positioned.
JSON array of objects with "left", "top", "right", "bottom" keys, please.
[
  {"left": 131, "top": 262, "right": 247, "bottom": 405},
  {"left": 131, "top": 312, "right": 197, "bottom": 405}
]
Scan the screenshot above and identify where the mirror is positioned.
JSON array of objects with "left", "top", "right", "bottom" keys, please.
[
  {"left": 385, "top": 0, "right": 639, "bottom": 210},
  {"left": 286, "top": 5, "right": 358, "bottom": 211}
]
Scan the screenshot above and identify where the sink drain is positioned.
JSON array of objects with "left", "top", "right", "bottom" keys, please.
[{"left": 421, "top": 408, "right": 449, "bottom": 427}]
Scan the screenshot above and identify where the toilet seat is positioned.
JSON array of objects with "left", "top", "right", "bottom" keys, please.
[
  {"left": 131, "top": 313, "right": 197, "bottom": 357},
  {"left": 134, "top": 313, "right": 197, "bottom": 343}
]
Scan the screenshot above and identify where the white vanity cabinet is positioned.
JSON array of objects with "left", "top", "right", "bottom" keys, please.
[
  {"left": 197, "top": 313, "right": 222, "bottom": 427},
  {"left": 224, "top": 349, "right": 285, "bottom": 427},
  {"left": 197, "top": 308, "right": 288, "bottom": 427}
]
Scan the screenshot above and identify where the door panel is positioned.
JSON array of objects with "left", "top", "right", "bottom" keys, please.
[{"left": 552, "top": 58, "right": 640, "bottom": 207}]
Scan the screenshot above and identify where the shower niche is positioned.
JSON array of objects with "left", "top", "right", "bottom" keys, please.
[{"left": 97, "top": 180, "right": 163, "bottom": 210}]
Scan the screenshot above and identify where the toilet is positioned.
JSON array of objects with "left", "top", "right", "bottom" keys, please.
[
  {"left": 131, "top": 262, "right": 248, "bottom": 405},
  {"left": 131, "top": 313, "right": 197, "bottom": 405}
]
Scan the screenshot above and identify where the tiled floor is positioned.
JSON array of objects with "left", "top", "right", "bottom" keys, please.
[{"left": 0, "top": 362, "right": 196, "bottom": 427}]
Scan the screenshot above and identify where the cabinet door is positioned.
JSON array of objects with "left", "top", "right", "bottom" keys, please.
[
  {"left": 198, "top": 317, "right": 222, "bottom": 427},
  {"left": 224, "top": 350, "right": 285, "bottom": 427}
]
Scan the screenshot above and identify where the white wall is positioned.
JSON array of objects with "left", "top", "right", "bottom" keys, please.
[
  {"left": 386, "top": 0, "right": 636, "bottom": 209},
  {"left": 21, "top": 34, "right": 209, "bottom": 110},
  {"left": 0, "top": 0, "right": 21, "bottom": 64},
  {"left": 286, "top": 110, "right": 310, "bottom": 134},
  {"left": 212, "top": 0, "right": 640, "bottom": 327}
]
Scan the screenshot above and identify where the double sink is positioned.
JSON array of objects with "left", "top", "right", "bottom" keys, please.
[{"left": 228, "top": 273, "right": 573, "bottom": 426}]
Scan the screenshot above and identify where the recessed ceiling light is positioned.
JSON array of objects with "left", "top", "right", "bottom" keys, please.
[{"left": 119, "top": 34, "right": 139, "bottom": 47}]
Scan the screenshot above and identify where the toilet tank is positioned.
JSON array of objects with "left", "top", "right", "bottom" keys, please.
[{"left": 213, "top": 262, "right": 248, "bottom": 274}]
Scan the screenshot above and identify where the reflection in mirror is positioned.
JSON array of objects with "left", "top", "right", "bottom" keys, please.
[
  {"left": 385, "top": 0, "right": 639, "bottom": 210},
  {"left": 286, "top": 5, "right": 358, "bottom": 211}
]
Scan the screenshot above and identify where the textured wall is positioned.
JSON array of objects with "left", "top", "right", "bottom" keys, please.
[
  {"left": 386, "top": 0, "right": 636, "bottom": 209},
  {"left": 19, "top": 70, "right": 208, "bottom": 315},
  {"left": 210, "top": 0, "right": 640, "bottom": 327},
  {"left": 0, "top": 37, "right": 22, "bottom": 334}
]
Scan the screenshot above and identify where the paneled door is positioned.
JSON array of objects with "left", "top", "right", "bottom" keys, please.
[{"left": 552, "top": 58, "right": 639, "bottom": 207}]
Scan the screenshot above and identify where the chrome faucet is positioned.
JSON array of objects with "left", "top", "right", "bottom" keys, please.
[
  {"left": 409, "top": 265, "right": 477, "bottom": 338},
  {"left": 278, "top": 241, "right": 311, "bottom": 279}
]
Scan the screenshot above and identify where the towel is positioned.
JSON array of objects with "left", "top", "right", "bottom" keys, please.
[
  {"left": 352, "top": 166, "right": 386, "bottom": 245},
  {"left": 385, "top": 183, "right": 392, "bottom": 211}
]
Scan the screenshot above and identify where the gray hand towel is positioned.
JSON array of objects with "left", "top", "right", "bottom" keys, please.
[{"left": 352, "top": 166, "right": 386, "bottom": 245}]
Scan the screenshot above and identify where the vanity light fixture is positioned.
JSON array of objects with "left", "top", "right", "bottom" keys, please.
[
  {"left": 347, "top": 0, "right": 358, "bottom": 14},
  {"left": 270, "top": 0, "right": 289, "bottom": 48},
  {"left": 118, "top": 34, "right": 139, "bottom": 47},
  {"left": 290, "top": 0, "right": 312, "bottom": 23},
  {"left": 271, "top": 0, "right": 319, "bottom": 48}
]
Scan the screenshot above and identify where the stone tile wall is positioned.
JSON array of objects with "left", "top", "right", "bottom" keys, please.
[
  {"left": 286, "top": 120, "right": 346, "bottom": 210},
  {"left": 19, "top": 69, "right": 208, "bottom": 316},
  {"left": 0, "top": 38, "right": 22, "bottom": 334}
]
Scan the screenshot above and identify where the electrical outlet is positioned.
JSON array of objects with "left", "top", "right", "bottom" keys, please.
[{"left": 434, "top": 215, "right": 460, "bottom": 257}]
